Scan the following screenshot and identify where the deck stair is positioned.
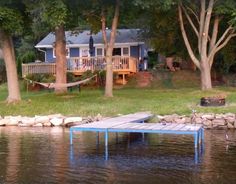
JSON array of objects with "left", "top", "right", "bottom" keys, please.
[{"left": 135, "top": 71, "right": 153, "bottom": 87}]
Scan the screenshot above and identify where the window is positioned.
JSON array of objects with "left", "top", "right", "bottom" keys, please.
[
  {"left": 96, "top": 48, "right": 103, "bottom": 56},
  {"left": 81, "top": 48, "right": 89, "bottom": 57},
  {"left": 122, "top": 47, "right": 129, "bottom": 56},
  {"left": 112, "top": 48, "right": 121, "bottom": 56},
  {"left": 53, "top": 48, "right": 70, "bottom": 58}
]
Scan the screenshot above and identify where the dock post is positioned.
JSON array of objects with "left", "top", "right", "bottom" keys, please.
[
  {"left": 201, "top": 128, "right": 204, "bottom": 143},
  {"left": 198, "top": 129, "right": 202, "bottom": 144},
  {"left": 70, "top": 129, "right": 73, "bottom": 145},
  {"left": 116, "top": 133, "right": 119, "bottom": 143},
  {"left": 194, "top": 132, "right": 198, "bottom": 148},
  {"left": 96, "top": 132, "right": 100, "bottom": 145},
  {"left": 194, "top": 147, "right": 199, "bottom": 164},
  {"left": 105, "top": 130, "right": 109, "bottom": 160}
]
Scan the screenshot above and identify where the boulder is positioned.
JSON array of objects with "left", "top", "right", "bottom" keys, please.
[
  {"left": 43, "top": 122, "right": 52, "bottom": 127},
  {"left": 174, "top": 118, "right": 186, "bottom": 124},
  {"left": 94, "top": 113, "right": 103, "bottom": 121},
  {"left": 201, "top": 114, "right": 215, "bottom": 120},
  {"left": 224, "top": 113, "right": 235, "bottom": 118},
  {"left": 18, "top": 117, "right": 35, "bottom": 127},
  {"left": 194, "top": 117, "right": 203, "bottom": 124},
  {"left": 35, "top": 116, "right": 50, "bottom": 124},
  {"left": 227, "top": 122, "right": 234, "bottom": 129},
  {"left": 50, "top": 117, "right": 64, "bottom": 126},
  {"left": 215, "top": 114, "right": 224, "bottom": 119},
  {"left": 64, "top": 117, "right": 82, "bottom": 126},
  {"left": 203, "top": 120, "right": 212, "bottom": 127},
  {"left": 0, "top": 119, "right": 7, "bottom": 126},
  {"left": 5, "top": 116, "right": 21, "bottom": 126},
  {"left": 212, "top": 119, "right": 226, "bottom": 126},
  {"left": 47, "top": 114, "right": 64, "bottom": 119},
  {"left": 33, "top": 123, "right": 43, "bottom": 127},
  {"left": 225, "top": 117, "right": 235, "bottom": 124}
]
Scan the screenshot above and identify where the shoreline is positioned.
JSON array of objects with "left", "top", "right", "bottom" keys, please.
[{"left": 0, "top": 113, "right": 236, "bottom": 129}]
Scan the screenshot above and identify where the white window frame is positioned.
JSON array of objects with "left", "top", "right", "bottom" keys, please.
[
  {"left": 112, "top": 46, "right": 130, "bottom": 56},
  {"left": 122, "top": 47, "right": 130, "bottom": 56},
  {"left": 95, "top": 47, "right": 104, "bottom": 57},
  {"left": 53, "top": 47, "right": 70, "bottom": 58},
  {"left": 80, "top": 47, "right": 90, "bottom": 57}
]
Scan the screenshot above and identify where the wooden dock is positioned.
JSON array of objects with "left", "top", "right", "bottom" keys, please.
[{"left": 70, "top": 112, "right": 204, "bottom": 161}]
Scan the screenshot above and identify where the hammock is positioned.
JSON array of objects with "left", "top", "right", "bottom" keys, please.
[{"left": 24, "top": 74, "right": 97, "bottom": 89}]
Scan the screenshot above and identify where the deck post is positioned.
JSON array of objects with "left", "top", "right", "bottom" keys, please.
[
  {"left": 105, "top": 130, "right": 109, "bottom": 160},
  {"left": 70, "top": 129, "right": 73, "bottom": 145}
]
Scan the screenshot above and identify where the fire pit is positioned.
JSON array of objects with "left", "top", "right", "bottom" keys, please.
[{"left": 200, "top": 97, "right": 226, "bottom": 106}]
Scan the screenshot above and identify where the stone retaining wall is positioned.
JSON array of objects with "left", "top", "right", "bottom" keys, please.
[
  {"left": 0, "top": 113, "right": 236, "bottom": 129},
  {"left": 157, "top": 113, "right": 236, "bottom": 129},
  {"left": 0, "top": 114, "right": 103, "bottom": 127}
]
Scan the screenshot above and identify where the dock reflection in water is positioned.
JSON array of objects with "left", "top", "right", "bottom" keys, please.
[{"left": 0, "top": 127, "right": 236, "bottom": 184}]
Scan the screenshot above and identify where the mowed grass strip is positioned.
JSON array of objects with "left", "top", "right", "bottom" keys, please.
[{"left": 1, "top": 83, "right": 236, "bottom": 117}]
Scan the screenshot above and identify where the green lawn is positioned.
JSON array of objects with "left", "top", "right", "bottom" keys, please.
[{"left": 1, "top": 83, "right": 236, "bottom": 117}]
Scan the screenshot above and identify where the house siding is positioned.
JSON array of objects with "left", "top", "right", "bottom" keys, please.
[{"left": 45, "top": 48, "right": 55, "bottom": 62}]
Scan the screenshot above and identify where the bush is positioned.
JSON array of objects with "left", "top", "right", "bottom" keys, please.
[
  {"left": 17, "top": 51, "right": 36, "bottom": 76},
  {"left": 23, "top": 73, "right": 55, "bottom": 91}
]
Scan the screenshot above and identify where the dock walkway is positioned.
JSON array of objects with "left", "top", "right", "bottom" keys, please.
[{"left": 70, "top": 112, "right": 204, "bottom": 160}]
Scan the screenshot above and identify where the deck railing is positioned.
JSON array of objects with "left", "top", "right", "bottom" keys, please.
[
  {"left": 22, "top": 63, "right": 56, "bottom": 77},
  {"left": 22, "top": 56, "right": 137, "bottom": 77}
]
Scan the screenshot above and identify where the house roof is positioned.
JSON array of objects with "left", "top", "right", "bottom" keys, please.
[{"left": 35, "top": 29, "right": 144, "bottom": 48}]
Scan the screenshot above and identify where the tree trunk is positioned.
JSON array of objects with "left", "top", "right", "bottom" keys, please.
[
  {"left": 0, "top": 30, "right": 21, "bottom": 103},
  {"left": 54, "top": 25, "right": 67, "bottom": 94},
  {"left": 104, "top": 0, "right": 120, "bottom": 97},
  {"left": 200, "top": 59, "right": 212, "bottom": 90},
  {"left": 105, "top": 47, "right": 113, "bottom": 97}
]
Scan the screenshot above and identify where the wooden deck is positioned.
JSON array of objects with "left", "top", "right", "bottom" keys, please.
[
  {"left": 22, "top": 56, "right": 138, "bottom": 77},
  {"left": 70, "top": 112, "right": 204, "bottom": 161}
]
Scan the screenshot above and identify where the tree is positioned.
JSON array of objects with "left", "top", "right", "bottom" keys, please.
[
  {"left": 135, "top": 0, "right": 236, "bottom": 90},
  {"left": 178, "top": 0, "right": 236, "bottom": 90},
  {"left": 41, "top": 0, "right": 68, "bottom": 94},
  {"left": 82, "top": 0, "right": 121, "bottom": 97},
  {"left": 102, "top": 0, "right": 120, "bottom": 97},
  {"left": 0, "top": 5, "right": 23, "bottom": 103}
]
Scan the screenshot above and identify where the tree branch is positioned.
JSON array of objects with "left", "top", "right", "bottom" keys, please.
[
  {"left": 182, "top": 5, "right": 199, "bottom": 38},
  {"left": 201, "top": 0, "right": 214, "bottom": 57},
  {"left": 199, "top": 0, "right": 206, "bottom": 53},
  {"left": 101, "top": 8, "right": 108, "bottom": 51},
  {"left": 209, "top": 16, "right": 219, "bottom": 53},
  {"left": 186, "top": 6, "right": 199, "bottom": 23},
  {"left": 209, "top": 30, "right": 236, "bottom": 67},
  {"left": 178, "top": 4, "right": 200, "bottom": 69}
]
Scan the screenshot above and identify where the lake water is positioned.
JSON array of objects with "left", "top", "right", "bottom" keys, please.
[{"left": 0, "top": 127, "right": 236, "bottom": 184}]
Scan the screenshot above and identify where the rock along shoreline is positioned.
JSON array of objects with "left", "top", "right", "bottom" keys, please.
[{"left": 0, "top": 113, "right": 236, "bottom": 129}]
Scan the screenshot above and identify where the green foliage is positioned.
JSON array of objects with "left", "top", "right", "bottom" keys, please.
[
  {"left": 41, "top": 0, "right": 68, "bottom": 29},
  {"left": 25, "top": 73, "right": 55, "bottom": 83},
  {"left": 0, "top": 7, "right": 23, "bottom": 34}
]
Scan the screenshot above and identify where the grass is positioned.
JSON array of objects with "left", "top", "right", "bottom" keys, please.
[{"left": 1, "top": 81, "right": 236, "bottom": 117}]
